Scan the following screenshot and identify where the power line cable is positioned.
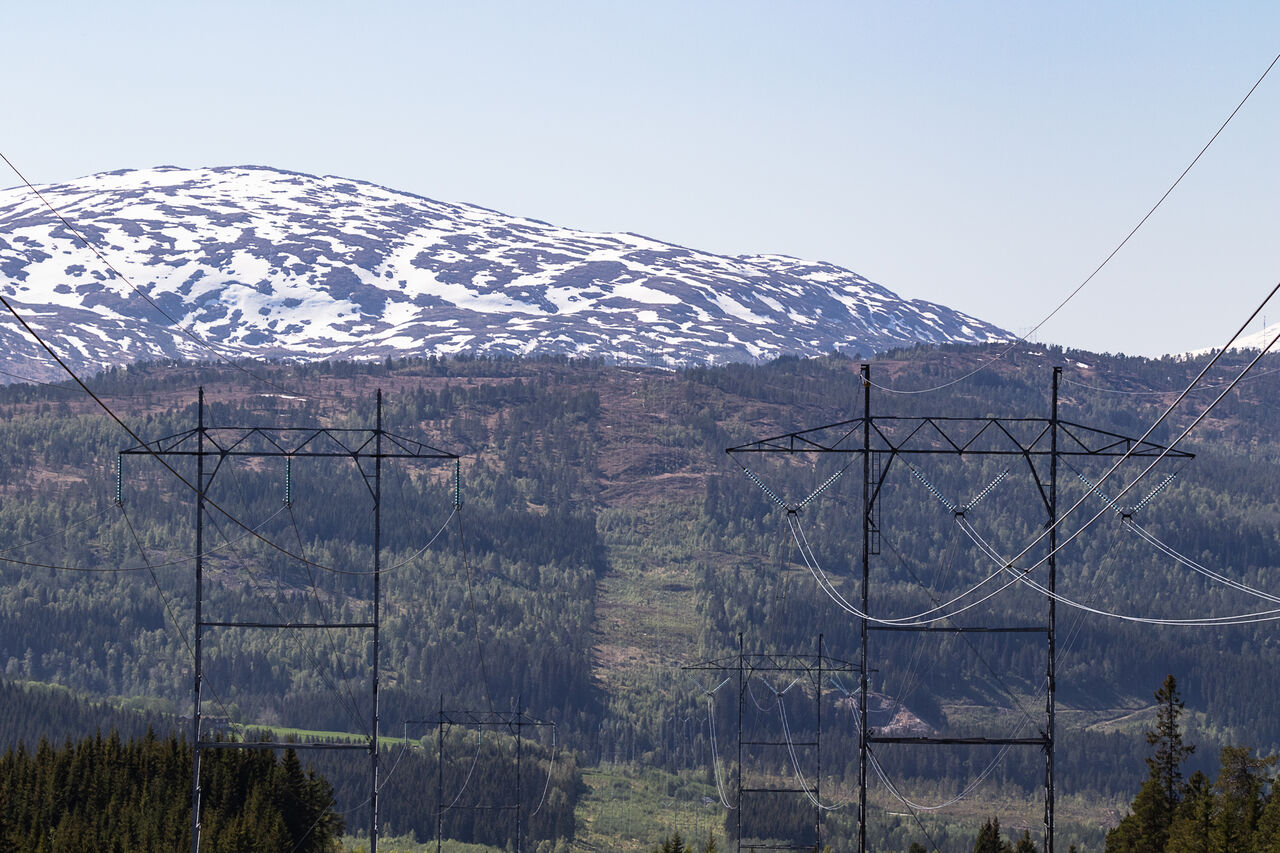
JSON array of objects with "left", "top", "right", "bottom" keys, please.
[
  {"left": 889, "top": 456, "right": 1280, "bottom": 626},
  {"left": 790, "top": 510, "right": 1022, "bottom": 626},
  {"left": 0, "top": 291, "right": 456, "bottom": 579},
  {"left": 690, "top": 677, "right": 736, "bottom": 810},
  {"left": 0, "top": 504, "right": 289, "bottom": 573},
  {"left": 117, "top": 501, "right": 240, "bottom": 730},
  {"left": 774, "top": 684, "right": 850, "bottom": 812},
  {"left": 0, "top": 151, "right": 318, "bottom": 400},
  {"left": 959, "top": 515, "right": 1280, "bottom": 626},
  {"left": 454, "top": 502, "right": 495, "bottom": 714},
  {"left": 287, "top": 501, "right": 371, "bottom": 739},
  {"left": 741, "top": 282, "right": 1280, "bottom": 624},
  {"left": 876, "top": 517, "right": 1042, "bottom": 730},
  {"left": 202, "top": 502, "right": 370, "bottom": 736},
  {"left": 529, "top": 725, "right": 558, "bottom": 818},
  {"left": 1059, "top": 362, "right": 1280, "bottom": 396},
  {"left": 1124, "top": 518, "right": 1280, "bottom": 605},
  {"left": 0, "top": 366, "right": 81, "bottom": 390},
  {"left": 899, "top": 462, "right": 1280, "bottom": 626},
  {"left": 438, "top": 725, "right": 486, "bottom": 813},
  {"left": 868, "top": 48, "right": 1280, "bottom": 396},
  {"left": 1004, "top": 314, "right": 1280, "bottom": 582},
  {"left": 0, "top": 504, "right": 113, "bottom": 556}
]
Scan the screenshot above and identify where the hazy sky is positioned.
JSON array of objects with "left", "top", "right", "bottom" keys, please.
[{"left": 4, "top": 1, "right": 1277, "bottom": 357}]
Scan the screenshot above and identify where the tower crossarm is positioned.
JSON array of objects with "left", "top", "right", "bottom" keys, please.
[
  {"left": 728, "top": 416, "right": 1194, "bottom": 460},
  {"left": 121, "top": 426, "right": 457, "bottom": 460}
]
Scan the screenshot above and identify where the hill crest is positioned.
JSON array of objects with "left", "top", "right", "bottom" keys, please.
[{"left": 0, "top": 165, "right": 1010, "bottom": 380}]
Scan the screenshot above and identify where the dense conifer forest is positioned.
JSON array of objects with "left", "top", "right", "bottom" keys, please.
[
  {"left": 0, "top": 731, "right": 342, "bottom": 852},
  {"left": 2, "top": 344, "right": 1279, "bottom": 850}
]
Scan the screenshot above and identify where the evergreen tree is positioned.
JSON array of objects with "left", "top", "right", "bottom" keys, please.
[
  {"left": 1166, "top": 770, "right": 1214, "bottom": 853},
  {"left": 1254, "top": 780, "right": 1280, "bottom": 852},
  {"left": 1209, "top": 745, "right": 1273, "bottom": 852},
  {"left": 1108, "top": 675, "right": 1197, "bottom": 853},
  {"left": 1107, "top": 777, "right": 1173, "bottom": 853},
  {"left": 973, "top": 817, "right": 1012, "bottom": 853},
  {"left": 1147, "top": 675, "right": 1195, "bottom": 807},
  {"left": 652, "top": 830, "right": 688, "bottom": 853}
]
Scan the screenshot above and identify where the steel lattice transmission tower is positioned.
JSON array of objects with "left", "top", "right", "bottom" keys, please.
[
  {"left": 685, "top": 634, "right": 859, "bottom": 853},
  {"left": 122, "top": 388, "right": 458, "bottom": 853},
  {"left": 728, "top": 365, "right": 1193, "bottom": 853}
]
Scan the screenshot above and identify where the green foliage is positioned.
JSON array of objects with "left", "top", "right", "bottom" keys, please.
[
  {"left": 1109, "top": 676, "right": 1280, "bottom": 853},
  {"left": 0, "top": 731, "right": 342, "bottom": 852},
  {"left": 972, "top": 816, "right": 1011, "bottom": 853},
  {"left": 1108, "top": 675, "right": 1196, "bottom": 853},
  {"left": 0, "top": 678, "right": 172, "bottom": 750},
  {"left": 649, "top": 829, "right": 721, "bottom": 853},
  {"left": 1148, "top": 676, "right": 1196, "bottom": 807},
  {"left": 4, "top": 347, "right": 1280, "bottom": 850}
]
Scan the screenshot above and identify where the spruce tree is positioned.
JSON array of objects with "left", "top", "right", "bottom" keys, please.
[
  {"left": 1147, "top": 675, "right": 1195, "bottom": 807},
  {"left": 1107, "top": 675, "right": 1197, "bottom": 853},
  {"left": 1165, "top": 770, "right": 1214, "bottom": 853},
  {"left": 1210, "top": 745, "right": 1273, "bottom": 852},
  {"left": 1106, "top": 778, "right": 1170, "bottom": 853},
  {"left": 973, "top": 817, "right": 1011, "bottom": 853}
]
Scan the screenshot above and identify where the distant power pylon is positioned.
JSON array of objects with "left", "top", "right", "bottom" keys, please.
[
  {"left": 406, "top": 699, "right": 556, "bottom": 853},
  {"left": 685, "top": 634, "right": 859, "bottom": 853},
  {"left": 122, "top": 388, "right": 458, "bottom": 853}
]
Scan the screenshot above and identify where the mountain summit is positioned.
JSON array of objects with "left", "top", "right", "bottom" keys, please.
[{"left": 0, "top": 165, "right": 1009, "bottom": 379}]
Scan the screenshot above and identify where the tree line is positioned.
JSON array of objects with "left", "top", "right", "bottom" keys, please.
[{"left": 0, "top": 731, "right": 342, "bottom": 852}]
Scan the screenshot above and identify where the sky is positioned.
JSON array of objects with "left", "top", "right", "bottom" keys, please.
[{"left": 3, "top": 1, "right": 1278, "bottom": 357}]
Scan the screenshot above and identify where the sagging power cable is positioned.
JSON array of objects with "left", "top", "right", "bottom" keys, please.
[
  {"left": 867, "top": 48, "right": 1280, "bottom": 396},
  {"left": 0, "top": 151, "right": 316, "bottom": 400},
  {"left": 0, "top": 292, "right": 453, "bottom": 581}
]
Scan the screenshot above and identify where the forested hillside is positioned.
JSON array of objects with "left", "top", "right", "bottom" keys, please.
[{"left": 2, "top": 345, "right": 1278, "bottom": 850}]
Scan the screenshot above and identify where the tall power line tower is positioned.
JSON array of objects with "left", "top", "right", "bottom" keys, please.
[
  {"left": 728, "top": 365, "right": 1193, "bottom": 852},
  {"left": 686, "top": 634, "right": 859, "bottom": 852},
  {"left": 122, "top": 389, "right": 458, "bottom": 853},
  {"left": 407, "top": 700, "right": 556, "bottom": 853}
]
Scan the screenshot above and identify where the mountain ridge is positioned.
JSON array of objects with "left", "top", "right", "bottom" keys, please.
[{"left": 0, "top": 165, "right": 1010, "bottom": 381}]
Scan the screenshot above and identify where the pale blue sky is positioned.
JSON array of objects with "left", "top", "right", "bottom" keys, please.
[{"left": 4, "top": 1, "right": 1277, "bottom": 356}]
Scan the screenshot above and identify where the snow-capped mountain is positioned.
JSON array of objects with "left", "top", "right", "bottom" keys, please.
[
  {"left": 0, "top": 165, "right": 1010, "bottom": 381},
  {"left": 1187, "top": 322, "right": 1280, "bottom": 357}
]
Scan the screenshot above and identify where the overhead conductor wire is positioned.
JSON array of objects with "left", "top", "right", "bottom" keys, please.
[
  {"left": 847, "top": 280, "right": 1280, "bottom": 627},
  {"left": 958, "top": 514, "right": 1280, "bottom": 626},
  {"left": 0, "top": 504, "right": 288, "bottom": 573},
  {"left": 1000, "top": 304, "right": 1280, "bottom": 593},
  {"left": 286, "top": 500, "right": 370, "bottom": 739},
  {"left": 738, "top": 460, "right": 1034, "bottom": 626},
  {"left": 203, "top": 496, "right": 370, "bottom": 736},
  {"left": 116, "top": 500, "right": 240, "bottom": 732},
  {"left": 0, "top": 291, "right": 434, "bottom": 578},
  {"left": 1070, "top": 463, "right": 1280, "bottom": 605},
  {"left": 738, "top": 274, "right": 1280, "bottom": 623},
  {"left": 692, "top": 677, "right": 735, "bottom": 810},
  {"left": 453, "top": 487, "right": 496, "bottom": 713},
  {"left": 814, "top": 294, "right": 1280, "bottom": 626},
  {"left": 1060, "top": 362, "right": 1280, "bottom": 396},
  {"left": 0, "top": 152, "right": 313, "bottom": 399},
  {"left": 868, "top": 48, "right": 1280, "bottom": 396}
]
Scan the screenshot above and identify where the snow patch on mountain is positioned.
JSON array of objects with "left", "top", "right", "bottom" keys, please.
[
  {"left": 1187, "top": 322, "right": 1280, "bottom": 358},
  {"left": 0, "top": 165, "right": 1011, "bottom": 381}
]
